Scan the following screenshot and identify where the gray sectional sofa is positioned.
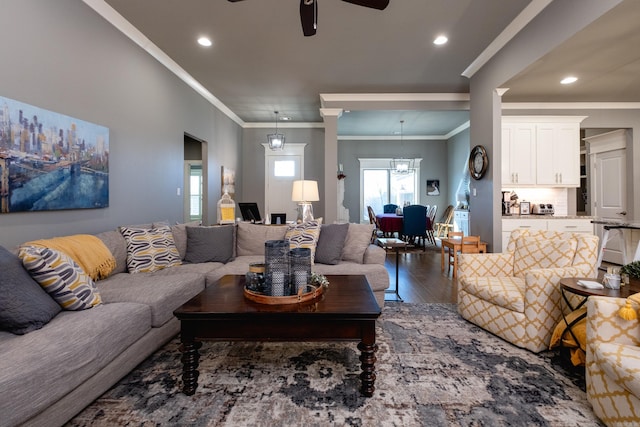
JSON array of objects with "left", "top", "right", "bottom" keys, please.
[{"left": 0, "top": 221, "right": 388, "bottom": 427}]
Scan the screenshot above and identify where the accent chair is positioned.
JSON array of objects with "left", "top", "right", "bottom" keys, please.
[
  {"left": 586, "top": 295, "right": 640, "bottom": 426},
  {"left": 457, "top": 229, "right": 599, "bottom": 353}
]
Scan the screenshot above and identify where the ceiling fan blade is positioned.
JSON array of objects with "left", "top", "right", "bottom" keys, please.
[
  {"left": 300, "top": 0, "right": 317, "bottom": 37},
  {"left": 227, "top": 0, "right": 245, "bottom": 2},
  {"left": 342, "top": 0, "right": 389, "bottom": 10}
]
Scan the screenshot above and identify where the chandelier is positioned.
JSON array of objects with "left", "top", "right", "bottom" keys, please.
[
  {"left": 267, "top": 110, "right": 285, "bottom": 150},
  {"left": 390, "top": 120, "right": 414, "bottom": 174}
]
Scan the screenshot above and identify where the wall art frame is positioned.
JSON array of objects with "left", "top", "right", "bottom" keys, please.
[{"left": 0, "top": 95, "right": 109, "bottom": 213}]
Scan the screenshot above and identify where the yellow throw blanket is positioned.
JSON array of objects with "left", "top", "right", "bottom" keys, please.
[{"left": 24, "top": 234, "right": 116, "bottom": 281}]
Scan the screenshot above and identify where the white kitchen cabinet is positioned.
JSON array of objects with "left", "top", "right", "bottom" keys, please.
[
  {"left": 546, "top": 219, "right": 594, "bottom": 233},
  {"left": 502, "top": 217, "right": 594, "bottom": 251},
  {"left": 454, "top": 210, "right": 469, "bottom": 236},
  {"left": 501, "top": 122, "right": 536, "bottom": 185},
  {"left": 502, "top": 116, "right": 586, "bottom": 187},
  {"left": 535, "top": 121, "right": 580, "bottom": 186}
]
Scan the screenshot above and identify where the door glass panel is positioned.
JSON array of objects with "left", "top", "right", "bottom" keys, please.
[
  {"left": 391, "top": 171, "right": 416, "bottom": 207},
  {"left": 189, "top": 165, "right": 202, "bottom": 221},
  {"left": 363, "top": 169, "right": 388, "bottom": 221}
]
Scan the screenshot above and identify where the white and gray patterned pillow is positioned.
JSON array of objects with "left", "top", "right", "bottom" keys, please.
[
  {"left": 19, "top": 246, "right": 101, "bottom": 310},
  {"left": 119, "top": 226, "right": 181, "bottom": 273},
  {"left": 285, "top": 221, "right": 321, "bottom": 262}
]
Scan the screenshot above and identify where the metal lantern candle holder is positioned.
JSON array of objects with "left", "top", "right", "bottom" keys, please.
[
  {"left": 264, "top": 240, "right": 290, "bottom": 296},
  {"left": 289, "top": 247, "right": 311, "bottom": 294}
]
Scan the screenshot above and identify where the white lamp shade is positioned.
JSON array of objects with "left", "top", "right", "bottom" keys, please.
[{"left": 291, "top": 180, "right": 319, "bottom": 202}]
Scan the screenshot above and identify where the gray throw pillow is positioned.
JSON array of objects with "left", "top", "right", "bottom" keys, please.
[
  {"left": 315, "top": 223, "right": 349, "bottom": 265},
  {"left": 0, "top": 245, "right": 61, "bottom": 334},
  {"left": 184, "top": 225, "right": 235, "bottom": 264}
]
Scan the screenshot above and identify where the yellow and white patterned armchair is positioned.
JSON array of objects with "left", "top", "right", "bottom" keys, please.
[
  {"left": 586, "top": 295, "right": 640, "bottom": 426},
  {"left": 457, "top": 229, "right": 599, "bottom": 353}
]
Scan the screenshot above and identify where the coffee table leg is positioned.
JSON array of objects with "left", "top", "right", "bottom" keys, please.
[
  {"left": 357, "top": 341, "right": 378, "bottom": 397},
  {"left": 179, "top": 338, "right": 202, "bottom": 396}
]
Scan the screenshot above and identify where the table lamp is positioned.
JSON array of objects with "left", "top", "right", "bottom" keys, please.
[{"left": 291, "top": 180, "right": 319, "bottom": 223}]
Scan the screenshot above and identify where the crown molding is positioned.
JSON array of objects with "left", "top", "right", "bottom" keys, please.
[{"left": 503, "top": 102, "right": 640, "bottom": 110}]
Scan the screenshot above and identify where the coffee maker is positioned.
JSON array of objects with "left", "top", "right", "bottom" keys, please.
[{"left": 502, "top": 191, "right": 511, "bottom": 215}]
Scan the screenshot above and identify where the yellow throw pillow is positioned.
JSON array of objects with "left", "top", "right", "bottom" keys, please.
[{"left": 550, "top": 307, "right": 587, "bottom": 366}]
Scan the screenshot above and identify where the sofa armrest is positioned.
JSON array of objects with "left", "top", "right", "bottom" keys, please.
[
  {"left": 363, "top": 244, "right": 386, "bottom": 265},
  {"left": 587, "top": 296, "right": 640, "bottom": 347},
  {"left": 457, "top": 252, "right": 514, "bottom": 280}
]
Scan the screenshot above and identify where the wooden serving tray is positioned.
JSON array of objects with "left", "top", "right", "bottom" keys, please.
[{"left": 244, "top": 283, "right": 325, "bottom": 305}]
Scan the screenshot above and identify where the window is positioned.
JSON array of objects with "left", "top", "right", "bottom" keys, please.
[
  {"left": 274, "top": 160, "right": 295, "bottom": 177},
  {"left": 359, "top": 158, "right": 422, "bottom": 222},
  {"left": 188, "top": 164, "right": 202, "bottom": 221}
]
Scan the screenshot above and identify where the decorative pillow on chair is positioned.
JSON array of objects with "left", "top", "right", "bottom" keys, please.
[
  {"left": 19, "top": 246, "right": 102, "bottom": 310},
  {"left": 0, "top": 246, "right": 61, "bottom": 334},
  {"left": 184, "top": 225, "right": 235, "bottom": 264},
  {"left": 119, "top": 226, "right": 182, "bottom": 273},
  {"left": 513, "top": 237, "right": 577, "bottom": 278},
  {"left": 285, "top": 221, "right": 321, "bottom": 261}
]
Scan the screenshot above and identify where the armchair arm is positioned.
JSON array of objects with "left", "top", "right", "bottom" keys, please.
[
  {"left": 587, "top": 296, "right": 640, "bottom": 347},
  {"left": 457, "top": 252, "right": 514, "bottom": 280},
  {"left": 521, "top": 266, "right": 593, "bottom": 349},
  {"left": 364, "top": 244, "right": 386, "bottom": 265}
]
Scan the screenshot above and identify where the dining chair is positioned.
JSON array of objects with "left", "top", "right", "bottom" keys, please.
[
  {"left": 426, "top": 205, "right": 438, "bottom": 245},
  {"left": 446, "top": 231, "right": 464, "bottom": 275},
  {"left": 434, "top": 205, "right": 455, "bottom": 238},
  {"left": 383, "top": 203, "right": 398, "bottom": 214},
  {"left": 401, "top": 204, "right": 428, "bottom": 251},
  {"left": 367, "top": 206, "right": 384, "bottom": 241}
]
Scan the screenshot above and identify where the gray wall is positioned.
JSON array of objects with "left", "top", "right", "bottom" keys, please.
[
  {"left": 447, "top": 128, "right": 471, "bottom": 209},
  {"left": 241, "top": 127, "right": 325, "bottom": 219},
  {"left": 338, "top": 139, "right": 448, "bottom": 223},
  {"left": 0, "top": 0, "right": 242, "bottom": 248}
]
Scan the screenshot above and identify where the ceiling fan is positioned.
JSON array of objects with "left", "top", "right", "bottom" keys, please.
[{"left": 228, "top": 0, "right": 390, "bottom": 36}]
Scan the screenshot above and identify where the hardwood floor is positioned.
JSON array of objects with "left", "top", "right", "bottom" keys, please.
[{"left": 382, "top": 242, "right": 458, "bottom": 304}]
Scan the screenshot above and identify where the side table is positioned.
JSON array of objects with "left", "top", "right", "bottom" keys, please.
[
  {"left": 558, "top": 278, "right": 640, "bottom": 361},
  {"left": 376, "top": 237, "right": 407, "bottom": 302}
]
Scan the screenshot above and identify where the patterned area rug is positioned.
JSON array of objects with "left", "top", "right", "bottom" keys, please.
[{"left": 69, "top": 303, "right": 603, "bottom": 426}]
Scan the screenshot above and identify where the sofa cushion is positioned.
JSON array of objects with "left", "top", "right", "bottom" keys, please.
[
  {"left": 97, "top": 272, "right": 204, "bottom": 327},
  {"left": 595, "top": 342, "right": 640, "bottom": 398},
  {"left": 285, "top": 221, "right": 321, "bottom": 261},
  {"left": 236, "top": 222, "right": 287, "bottom": 256},
  {"left": 0, "top": 302, "right": 150, "bottom": 427},
  {"left": 462, "top": 276, "right": 525, "bottom": 313},
  {"left": 184, "top": 225, "right": 235, "bottom": 264},
  {"left": 168, "top": 220, "right": 201, "bottom": 260},
  {"left": 19, "top": 246, "right": 102, "bottom": 310},
  {"left": 513, "top": 237, "right": 577, "bottom": 278},
  {"left": 315, "top": 223, "right": 348, "bottom": 265},
  {"left": 342, "top": 223, "right": 375, "bottom": 264},
  {"left": 0, "top": 246, "right": 61, "bottom": 334},
  {"left": 119, "top": 226, "right": 182, "bottom": 273}
]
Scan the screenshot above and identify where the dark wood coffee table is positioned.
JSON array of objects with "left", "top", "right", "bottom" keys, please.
[{"left": 173, "top": 274, "right": 382, "bottom": 397}]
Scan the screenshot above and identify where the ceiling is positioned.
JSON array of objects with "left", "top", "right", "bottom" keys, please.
[{"left": 97, "top": 0, "right": 640, "bottom": 137}]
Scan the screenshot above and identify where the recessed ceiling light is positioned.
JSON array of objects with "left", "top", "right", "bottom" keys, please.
[
  {"left": 280, "top": 116, "right": 291, "bottom": 121},
  {"left": 197, "top": 37, "right": 212, "bottom": 47},
  {"left": 433, "top": 35, "right": 448, "bottom": 45},
  {"left": 561, "top": 76, "right": 578, "bottom": 85}
]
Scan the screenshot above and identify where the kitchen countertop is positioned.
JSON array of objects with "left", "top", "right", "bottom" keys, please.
[{"left": 502, "top": 215, "right": 596, "bottom": 220}]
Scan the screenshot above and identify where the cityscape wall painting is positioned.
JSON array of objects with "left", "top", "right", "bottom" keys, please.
[{"left": 0, "top": 95, "right": 109, "bottom": 213}]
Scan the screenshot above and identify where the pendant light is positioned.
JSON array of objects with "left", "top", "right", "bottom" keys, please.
[
  {"left": 390, "top": 120, "right": 413, "bottom": 174},
  {"left": 267, "top": 111, "right": 285, "bottom": 150}
]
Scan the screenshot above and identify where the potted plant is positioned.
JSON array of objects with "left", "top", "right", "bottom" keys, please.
[{"left": 620, "top": 260, "right": 640, "bottom": 287}]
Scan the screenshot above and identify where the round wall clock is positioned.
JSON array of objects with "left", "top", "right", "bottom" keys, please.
[{"left": 469, "top": 145, "right": 489, "bottom": 180}]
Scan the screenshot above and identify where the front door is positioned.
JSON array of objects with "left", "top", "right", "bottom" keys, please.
[{"left": 264, "top": 143, "right": 306, "bottom": 223}]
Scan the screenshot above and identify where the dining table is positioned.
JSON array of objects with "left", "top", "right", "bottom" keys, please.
[{"left": 375, "top": 213, "right": 432, "bottom": 238}]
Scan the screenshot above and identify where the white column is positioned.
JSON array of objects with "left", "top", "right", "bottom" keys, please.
[{"left": 320, "top": 108, "right": 342, "bottom": 224}]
